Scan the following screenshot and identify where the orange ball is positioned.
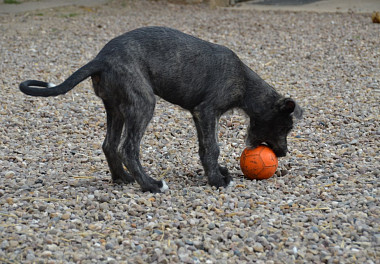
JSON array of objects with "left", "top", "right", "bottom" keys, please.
[{"left": 240, "top": 145, "right": 278, "bottom": 180}]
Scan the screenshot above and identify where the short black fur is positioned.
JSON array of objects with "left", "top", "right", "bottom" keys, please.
[{"left": 20, "top": 26, "right": 303, "bottom": 192}]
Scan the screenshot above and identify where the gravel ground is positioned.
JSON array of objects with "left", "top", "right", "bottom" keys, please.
[{"left": 1, "top": 1, "right": 379, "bottom": 263}]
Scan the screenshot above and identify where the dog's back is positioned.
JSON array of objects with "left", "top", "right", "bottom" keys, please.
[{"left": 96, "top": 27, "right": 247, "bottom": 110}]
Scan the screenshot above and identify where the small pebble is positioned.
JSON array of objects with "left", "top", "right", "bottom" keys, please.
[
  {"left": 5, "top": 171, "right": 15, "bottom": 179},
  {"left": 61, "top": 213, "right": 71, "bottom": 220},
  {"left": 105, "top": 243, "right": 114, "bottom": 250},
  {"left": 253, "top": 243, "right": 264, "bottom": 252},
  {"left": 34, "top": 179, "right": 43, "bottom": 184}
]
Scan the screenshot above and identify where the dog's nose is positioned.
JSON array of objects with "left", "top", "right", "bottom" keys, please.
[
  {"left": 274, "top": 148, "right": 287, "bottom": 157},
  {"left": 265, "top": 142, "right": 287, "bottom": 157}
]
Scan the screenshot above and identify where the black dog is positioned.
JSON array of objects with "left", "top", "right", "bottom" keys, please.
[{"left": 20, "top": 26, "right": 302, "bottom": 192}]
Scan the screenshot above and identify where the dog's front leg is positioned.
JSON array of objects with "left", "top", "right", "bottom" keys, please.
[{"left": 192, "top": 108, "right": 232, "bottom": 188}]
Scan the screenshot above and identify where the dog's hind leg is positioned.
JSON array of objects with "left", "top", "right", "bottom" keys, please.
[
  {"left": 117, "top": 89, "right": 167, "bottom": 193},
  {"left": 192, "top": 107, "right": 232, "bottom": 188},
  {"left": 102, "top": 100, "right": 135, "bottom": 184}
]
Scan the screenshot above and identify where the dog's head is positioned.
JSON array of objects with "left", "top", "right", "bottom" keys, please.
[{"left": 246, "top": 97, "right": 303, "bottom": 157}]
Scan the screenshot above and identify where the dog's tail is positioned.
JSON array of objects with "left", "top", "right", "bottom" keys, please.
[{"left": 19, "top": 60, "right": 104, "bottom": 97}]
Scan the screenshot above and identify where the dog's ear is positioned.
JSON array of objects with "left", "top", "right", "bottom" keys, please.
[
  {"left": 275, "top": 98, "right": 295, "bottom": 113},
  {"left": 293, "top": 102, "right": 303, "bottom": 119},
  {"left": 275, "top": 98, "right": 303, "bottom": 118}
]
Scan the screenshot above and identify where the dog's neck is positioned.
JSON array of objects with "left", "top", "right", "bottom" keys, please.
[{"left": 240, "top": 67, "right": 280, "bottom": 119}]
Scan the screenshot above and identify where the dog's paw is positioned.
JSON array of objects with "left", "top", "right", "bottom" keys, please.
[
  {"left": 160, "top": 180, "right": 169, "bottom": 192},
  {"left": 208, "top": 171, "right": 232, "bottom": 189},
  {"left": 142, "top": 180, "right": 169, "bottom": 193}
]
